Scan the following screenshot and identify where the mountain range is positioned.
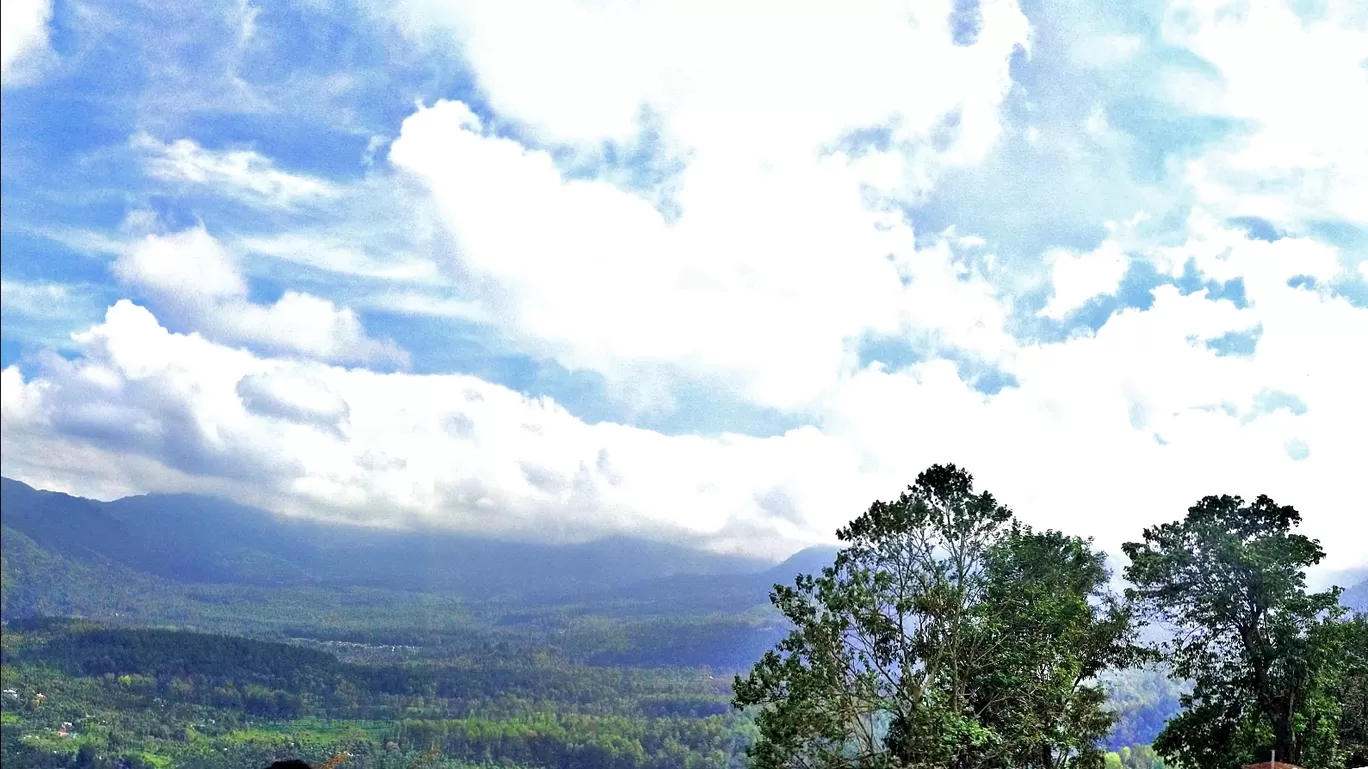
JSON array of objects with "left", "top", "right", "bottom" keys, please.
[
  {"left": 0, "top": 476, "right": 837, "bottom": 610},
  {"left": 2, "top": 475, "right": 1362, "bottom": 618}
]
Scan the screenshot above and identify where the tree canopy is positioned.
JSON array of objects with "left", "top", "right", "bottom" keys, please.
[
  {"left": 733, "top": 464, "right": 1143, "bottom": 769},
  {"left": 1122, "top": 494, "right": 1358, "bottom": 769}
]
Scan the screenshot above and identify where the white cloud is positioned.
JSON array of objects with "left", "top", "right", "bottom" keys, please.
[
  {"left": 353, "top": 291, "right": 489, "bottom": 323},
  {"left": 1163, "top": 0, "right": 1368, "bottom": 229},
  {"left": 369, "top": 0, "right": 1040, "bottom": 412},
  {"left": 3, "top": 0, "right": 1366, "bottom": 584},
  {"left": 133, "top": 134, "right": 341, "bottom": 207},
  {"left": 390, "top": 100, "right": 1020, "bottom": 411},
  {"left": 19, "top": 225, "right": 130, "bottom": 258},
  {"left": 113, "top": 227, "right": 408, "bottom": 366},
  {"left": 1039, "top": 239, "right": 1131, "bottom": 319},
  {"left": 0, "top": 0, "right": 51, "bottom": 85},
  {"left": 387, "top": 0, "right": 1029, "bottom": 190},
  {"left": 234, "top": 233, "right": 443, "bottom": 284},
  {"left": 2, "top": 279, "right": 77, "bottom": 317},
  {"left": 236, "top": 369, "right": 350, "bottom": 436},
  {"left": 0, "top": 279, "right": 106, "bottom": 348},
  {"left": 820, "top": 231, "right": 1367, "bottom": 573},
  {"left": 114, "top": 226, "right": 247, "bottom": 300},
  {"left": 0, "top": 302, "right": 829, "bottom": 556},
  {"left": 4, "top": 217, "right": 1366, "bottom": 574}
]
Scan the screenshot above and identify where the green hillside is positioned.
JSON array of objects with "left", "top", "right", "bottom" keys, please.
[{"left": 0, "top": 479, "right": 1204, "bottom": 767}]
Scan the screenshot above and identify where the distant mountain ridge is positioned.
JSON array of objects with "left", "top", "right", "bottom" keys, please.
[
  {"left": 1342, "top": 579, "right": 1368, "bottom": 614},
  {"left": 7, "top": 475, "right": 1356, "bottom": 620},
  {"left": 530, "top": 544, "right": 841, "bottom": 614},
  {"left": 0, "top": 477, "right": 777, "bottom": 604}
]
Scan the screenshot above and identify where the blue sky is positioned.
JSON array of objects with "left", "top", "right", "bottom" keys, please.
[{"left": 2, "top": 0, "right": 1366, "bottom": 576}]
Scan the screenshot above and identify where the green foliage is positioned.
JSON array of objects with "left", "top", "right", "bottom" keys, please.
[
  {"left": 1103, "top": 744, "right": 1167, "bottom": 769},
  {"left": 971, "top": 526, "right": 1151, "bottom": 769},
  {"left": 1122, "top": 494, "right": 1352, "bottom": 769},
  {"left": 733, "top": 464, "right": 1143, "bottom": 769},
  {"left": 1330, "top": 615, "right": 1368, "bottom": 768},
  {"left": 0, "top": 619, "right": 756, "bottom": 769},
  {"left": 1098, "top": 668, "right": 1190, "bottom": 751}
]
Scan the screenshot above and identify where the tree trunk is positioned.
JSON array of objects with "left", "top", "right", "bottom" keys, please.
[{"left": 1272, "top": 713, "right": 1298, "bottom": 766}]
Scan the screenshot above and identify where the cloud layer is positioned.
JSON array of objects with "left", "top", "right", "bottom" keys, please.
[{"left": 1, "top": 0, "right": 1365, "bottom": 575}]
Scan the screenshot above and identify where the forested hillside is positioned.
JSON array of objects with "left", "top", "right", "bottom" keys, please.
[
  {"left": 3, "top": 477, "right": 1361, "bottom": 769},
  {"left": 0, "top": 478, "right": 768, "bottom": 599}
]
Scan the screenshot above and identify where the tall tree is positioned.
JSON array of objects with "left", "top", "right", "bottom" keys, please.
[
  {"left": 1332, "top": 615, "right": 1368, "bottom": 768},
  {"left": 733, "top": 464, "right": 1141, "bottom": 769},
  {"left": 1122, "top": 494, "right": 1345, "bottom": 769},
  {"left": 970, "top": 526, "right": 1147, "bottom": 769}
]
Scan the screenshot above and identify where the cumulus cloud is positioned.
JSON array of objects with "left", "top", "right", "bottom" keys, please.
[
  {"left": 112, "top": 227, "right": 408, "bottom": 366},
  {"left": 4, "top": 217, "right": 1366, "bottom": 573},
  {"left": 236, "top": 370, "right": 351, "bottom": 437},
  {"left": 114, "top": 226, "right": 247, "bottom": 300},
  {"left": 366, "top": 0, "right": 1048, "bottom": 412},
  {"left": 390, "top": 100, "right": 1019, "bottom": 411},
  {"left": 0, "top": 0, "right": 51, "bottom": 85},
  {"left": 0, "top": 301, "right": 828, "bottom": 555},
  {"left": 389, "top": 0, "right": 1028, "bottom": 165},
  {"left": 3, "top": 0, "right": 1366, "bottom": 582}
]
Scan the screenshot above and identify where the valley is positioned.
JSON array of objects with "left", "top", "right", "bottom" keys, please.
[{"left": 0, "top": 478, "right": 1227, "bottom": 768}]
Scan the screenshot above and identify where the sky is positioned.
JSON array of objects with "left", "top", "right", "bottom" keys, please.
[{"left": 1, "top": 0, "right": 1366, "bottom": 579}]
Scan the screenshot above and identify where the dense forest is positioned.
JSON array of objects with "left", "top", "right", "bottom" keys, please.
[
  {"left": 1, "top": 473, "right": 1363, "bottom": 769},
  {"left": 0, "top": 617, "right": 756, "bottom": 769},
  {"left": 0, "top": 618, "right": 1188, "bottom": 769}
]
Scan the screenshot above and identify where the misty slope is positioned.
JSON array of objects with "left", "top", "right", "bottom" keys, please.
[
  {"left": 1343, "top": 579, "right": 1368, "bottom": 613},
  {"left": 0, "top": 477, "right": 769, "bottom": 600},
  {"left": 556, "top": 545, "right": 842, "bottom": 614}
]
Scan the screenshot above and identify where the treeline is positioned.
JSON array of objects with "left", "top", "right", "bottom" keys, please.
[
  {"left": 3, "top": 619, "right": 736, "bottom": 720},
  {"left": 0, "top": 616, "right": 1196, "bottom": 769},
  {"left": 388, "top": 714, "right": 751, "bottom": 769},
  {"left": 0, "top": 616, "right": 753, "bottom": 769}
]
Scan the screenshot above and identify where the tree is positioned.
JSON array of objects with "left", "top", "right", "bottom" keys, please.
[
  {"left": 733, "top": 464, "right": 1141, "bottom": 769},
  {"left": 1333, "top": 615, "right": 1368, "bottom": 768},
  {"left": 1121, "top": 494, "right": 1346, "bottom": 769},
  {"left": 969, "top": 526, "right": 1147, "bottom": 769}
]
